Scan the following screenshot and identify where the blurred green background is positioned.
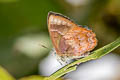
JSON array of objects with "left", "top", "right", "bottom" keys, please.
[{"left": 0, "top": 0, "right": 120, "bottom": 79}]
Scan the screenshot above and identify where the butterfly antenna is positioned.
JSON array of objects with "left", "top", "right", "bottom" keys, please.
[{"left": 39, "top": 44, "right": 48, "bottom": 49}]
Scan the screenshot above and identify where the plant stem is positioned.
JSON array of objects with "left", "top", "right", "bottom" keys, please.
[{"left": 47, "top": 66, "right": 77, "bottom": 80}]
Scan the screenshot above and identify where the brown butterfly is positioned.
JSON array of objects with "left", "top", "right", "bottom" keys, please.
[{"left": 47, "top": 11, "right": 97, "bottom": 61}]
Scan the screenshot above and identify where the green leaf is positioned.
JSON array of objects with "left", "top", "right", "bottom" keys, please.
[
  {"left": 0, "top": 0, "right": 18, "bottom": 3},
  {"left": 19, "top": 75, "right": 64, "bottom": 80},
  {"left": 0, "top": 66, "right": 15, "bottom": 80},
  {"left": 48, "top": 37, "right": 120, "bottom": 80}
]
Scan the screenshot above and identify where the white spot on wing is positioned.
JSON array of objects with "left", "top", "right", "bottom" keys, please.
[
  {"left": 67, "top": 23, "right": 72, "bottom": 26},
  {"left": 62, "top": 21, "right": 67, "bottom": 25},
  {"left": 50, "top": 16, "right": 54, "bottom": 23},
  {"left": 54, "top": 18, "right": 57, "bottom": 24},
  {"left": 57, "top": 19, "right": 61, "bottom": 25},
  {"left": 50, "top": 29, "right": 64, "bottom": 35}
]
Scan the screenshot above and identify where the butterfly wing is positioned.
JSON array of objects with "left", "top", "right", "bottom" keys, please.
[
  {"left": 48, "top": 12, "right": 97, "bottom": 58},
  {"left": 47, "top": 12, "right": 75, "bottom": 55}
]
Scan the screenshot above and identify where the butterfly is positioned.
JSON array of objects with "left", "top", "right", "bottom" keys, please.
[{"left": 47, "top": 11, "right": 97, "bottom": 62}]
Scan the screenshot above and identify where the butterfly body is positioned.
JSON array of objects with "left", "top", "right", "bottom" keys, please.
[{"left": 48, "top": 12, "right": 97, "bottom": 60}]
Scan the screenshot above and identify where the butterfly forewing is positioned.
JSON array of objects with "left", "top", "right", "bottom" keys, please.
[{"left": 48, "top": 12, "right": 75, "bottom": 54}]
